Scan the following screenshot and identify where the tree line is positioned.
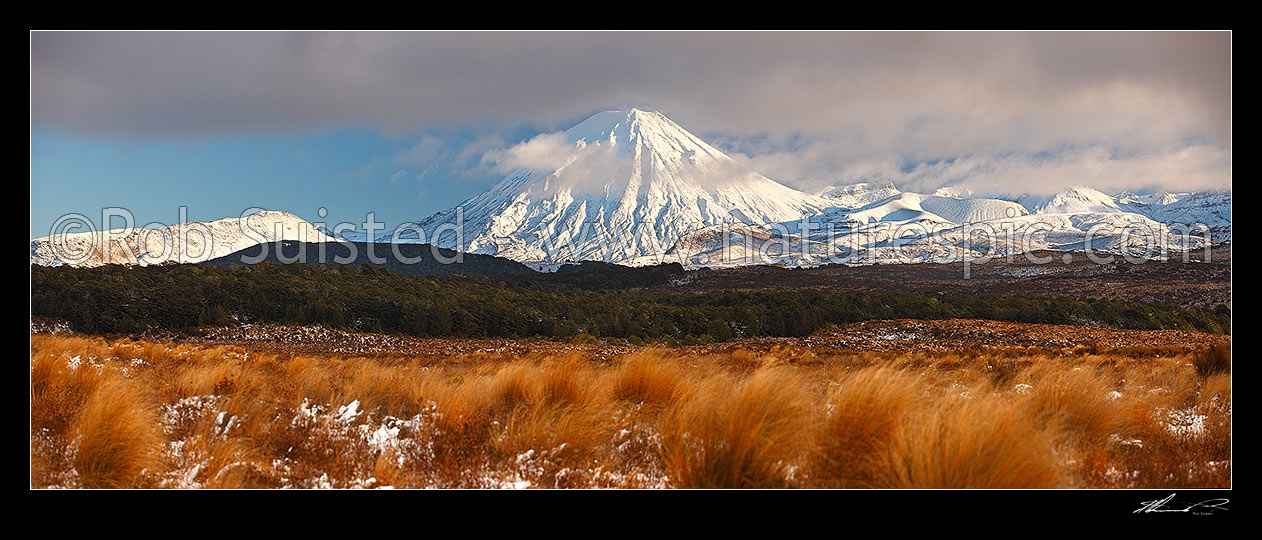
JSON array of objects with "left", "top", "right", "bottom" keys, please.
[{"left": 31, "top": 262, "right": 1231, "bottom": 340}]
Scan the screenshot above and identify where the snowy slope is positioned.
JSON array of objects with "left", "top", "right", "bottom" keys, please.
[
  {"left": 815, "top": 181, "right": 901, "bottom": 209},
  {"left": 1009, "top": 186, "right": 1123, "bottom": 214},
  {"left": 931, "top": 212, "right": 1200, "bottom": 255},
  {"left": 671, "top": 209, "right": 1215, "bottom": 269},
  {"left": 818, "top": 192, "right": 1029, "bottom": 225},
  {"left": 387, "top": 108, "right": 832, "bottom": 263},
  {"left": 919, "top": 196, "right": 1031, "bottom": 223},
  {"left": 31, "top": 210, "right": 335, "bottom": 267},
  {"left": 842, "top": 193, "right": 952, "bottom": 224},
  {"left": 1116, "top": 191, "right": 1184, "bottom": 206},
  {"left": 1117, "top": 190, "right": 1231, "bottom": 227},
  {"left": 932, "top": 185, "right": 975, "bottom": 198}
]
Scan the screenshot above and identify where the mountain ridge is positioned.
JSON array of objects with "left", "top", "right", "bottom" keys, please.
[
  {"left": 30, "top": 210, "right": 334, "bottom": 267},
  {"left": 30, "top": 111, "right": 1231, "bottom": 270}
]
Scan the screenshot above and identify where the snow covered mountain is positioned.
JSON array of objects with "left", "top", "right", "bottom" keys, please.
[
  {"left": 823, "top": 192, "right": 1030, "bottom": 224},
  {"left": 814, "top": 181, "right": 901, "bottom": 209},
  {"left": 381, "top": 108, "right": 1228, "bottom": 269},
  {"left": 674, "top": 188, "right": 1214, "bottom": 269},
  {"left": 31, "top": 210, "right": 334, "bottom": 267},
  {"left": 1116, "top": 191, "right": 1183, "bottom": 207},
  {"left": 385, "top": 108, "right": 832, "bottom": 263},
  {"left": 661, "top": 180, "right": 1227, "bottom": 268},
  {"left": 1007, "top": 186, "right": 1123, "bottom": 214},
  {"left": 992, "top": 185, "right": 1230, "bottom": 227},
  {"left": 30, "top": 110, "right": 1229, "bottom": 271},
  {"left": 1116, "top": 190, "right": 1231, "bottom": 228},
  {"left": 998, "top": 185, "right": 1230, "bottom": 236}
]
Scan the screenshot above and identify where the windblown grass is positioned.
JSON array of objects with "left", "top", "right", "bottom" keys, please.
[
  {"left": 1194, "top": 344, "right": 1231, "bottom": 377},
  {"left": 659, "top": 368, "right": 811, "bottom": 488},
  {"left": 71, "top": 379, "right": 162, "bottom": 488},
  {"left": 30, "top": 334, "right": 1230, "bottom": 489},
  {"left": 810, "top": 367, "right": 923, "bottom": 487},
  {"left": 880, "top": 395, "right": 1061, "bottom": 488}
]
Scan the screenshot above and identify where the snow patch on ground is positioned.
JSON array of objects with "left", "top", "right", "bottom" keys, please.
[{"left": 1163, "top": 407, "right": 1208, "bottom": 438}]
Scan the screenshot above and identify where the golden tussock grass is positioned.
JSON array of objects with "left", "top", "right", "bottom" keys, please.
[
  {"left": 541, "top": 355, "right": 604, "bottom": 406},
  {"left": 71, "top": 379, "right": 163, "bottom": 488},
  {"left": 1194, "top": 344, "right": 1231, "bottom": 377},
  {"left": 809, "top": 367, "right": 923, "bottom": 488},
  {"left": 612, "top": 352, "right": 683, "bottom": 405},
  {"left": 659, "top": 368, "right": 812, "bottom": 488},
  {"left": 30, "top": 333, "right": 1230, "bottom": 489},
  {"left": 1020, "top": 364, "right": 1123, "bottom": 446},
  {"left": 879, "top": 395, "right": 1061, "bottom": 489},
  {"left": 489, "top": 362, "right": 544, "bottom": 410}
]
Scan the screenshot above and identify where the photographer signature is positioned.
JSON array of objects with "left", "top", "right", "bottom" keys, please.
[{"left": 1135, "top": 493, "right": 1229, "bottom": 514}]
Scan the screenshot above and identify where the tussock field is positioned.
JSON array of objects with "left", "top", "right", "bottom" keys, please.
[{"left": 30, "top": 330, "right": 1230, "bottom": 489}]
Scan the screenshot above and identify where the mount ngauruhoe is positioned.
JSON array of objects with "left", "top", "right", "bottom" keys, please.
[
  {"left": 31, "top": 109, "right": 1230, "bottom": 269},
  {"left": 384, "top": 108, "right": 832, "bottom": 264}
]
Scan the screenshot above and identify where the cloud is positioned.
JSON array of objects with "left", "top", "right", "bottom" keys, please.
[
  {"left": 948, "top": 144, "right": 1233, "bottom": 196},
  {"left": 729, "top": 138, "right": 1232, "bottom": 196},
  {"left": 386, "top": 132, "right": 508, "bottom": 183},
  {"left": 481, "top": 132, "right": 580, "bottom": 173},
  {"left": 30, "top": 32, "right": 1230, "bottom": 138},
  {"left": 350, "top": 156, "right": 381, "bottom": 182},
  {"left": 393, "top": 135, "right": 444, "bottom": 167},
  {"left": 31, "top": 31, "right": 1231, "bottom": 194},
  {"left": 479, "top": 132, "right": 635, "bottom": 194}
]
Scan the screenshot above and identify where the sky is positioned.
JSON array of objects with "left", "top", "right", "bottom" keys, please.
[{"left": 30, "top": 31, "right": 1232, "bottom": 238}]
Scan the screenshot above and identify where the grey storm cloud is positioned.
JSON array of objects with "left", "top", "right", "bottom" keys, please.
[{"left": 30, "top": 31, "right": 1231, "bottom": 194}]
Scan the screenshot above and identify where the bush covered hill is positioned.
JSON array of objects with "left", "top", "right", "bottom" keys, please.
[{"left": 31, "top": 261, "right": 1230, "bottom": 340}]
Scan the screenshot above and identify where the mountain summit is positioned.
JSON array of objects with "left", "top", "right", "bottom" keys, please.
[{"left": 388, "top": 108, "right": 830, "bottom": 263}]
